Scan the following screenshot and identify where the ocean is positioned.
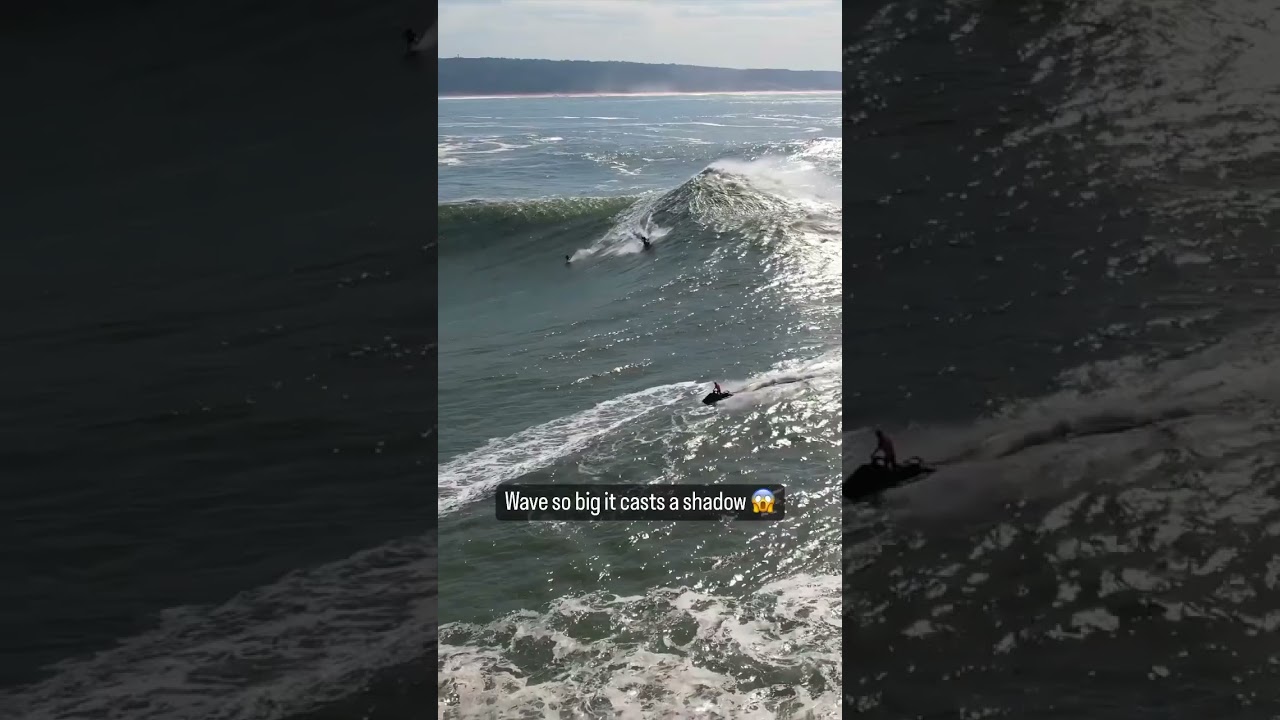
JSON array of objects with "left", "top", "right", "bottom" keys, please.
[
  {"left": 1, "top": 2, "right": 436, "bottom": 719},
  {"left": 438, "top": 93, "right": 843, "bottom": 717},
  {"left": 8, "top": 1, "right": 1277, "bottom": 717},
  {"left": 845, "top": 1, "right": 1280, "bottom": 716}
]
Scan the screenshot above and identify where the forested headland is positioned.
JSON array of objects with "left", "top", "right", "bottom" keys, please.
[{"left": 438, "top": 57, "right": 840, "bottom": 96}]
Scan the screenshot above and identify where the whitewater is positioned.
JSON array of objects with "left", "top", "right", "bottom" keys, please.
[{"left": 438, "top": 92, "right": 842, "bottom": 719}]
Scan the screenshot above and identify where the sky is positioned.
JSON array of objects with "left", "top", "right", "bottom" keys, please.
[{"left": 437, "top": 0, "right": 841, "bottom": 72}]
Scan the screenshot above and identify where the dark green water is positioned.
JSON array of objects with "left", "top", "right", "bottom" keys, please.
[{"left": 438, "top": 94, "right": 842, "bottom": 718}]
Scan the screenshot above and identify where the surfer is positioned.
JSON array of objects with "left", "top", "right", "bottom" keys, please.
[
  {"left": 403, "top": 28, "right": 419, "bottom": 53},
  {"left": 634, "top": 231, "right": 651, "bottom": 249},
  {"left": 565, "top": 254, "right": 572, "bottom": 265},
  {"left": 872, "top": 428, "right": 898, "bottom": 469}
]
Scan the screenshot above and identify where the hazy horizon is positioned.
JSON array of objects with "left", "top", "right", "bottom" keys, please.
[
  {"left": 436, "top": 55, "right": 840, "bottom": 74},
  {"left": 438, "top": 0, "right": 840, "bottom": 73}
]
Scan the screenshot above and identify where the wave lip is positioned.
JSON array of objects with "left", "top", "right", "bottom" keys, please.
[{"left": 440, "top": 135, "right": 841, "bottom": 234}]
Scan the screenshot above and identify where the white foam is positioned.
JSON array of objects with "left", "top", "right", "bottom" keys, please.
[
  {"left": 571, "top": 145, "right": 843, "bottom": 262},
  {"left": 440, "top": 346, "right": 839, "bottom": 517},
  {"left": 0, "top": 538, "right": 436, "bottom": 720},
  {"left": 707, "top": 157, "right": 842, "bottom": 209},
  {"left": 438, "top": 382, "right": 698, "bottom": 516},
  {"left": 439, "top": 575, "right": 840, "bottom": 719},
  {"left": 715, "top": 353, "right": 842, "bottom": 411},
  {"left": 1069, "top": 607, "right": 1121, "bottom": 635}
]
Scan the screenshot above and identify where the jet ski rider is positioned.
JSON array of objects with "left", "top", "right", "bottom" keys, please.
[{"left": 872, "top": 428, "right": 897, "bottom": 469}]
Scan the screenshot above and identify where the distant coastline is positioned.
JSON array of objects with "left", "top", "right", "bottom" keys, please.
[
  {"left": 438, "top": 57, "right": 840, "bottom": 97},
  {"left": 439, "top": 90, "right": 840, "bottom": 101}
]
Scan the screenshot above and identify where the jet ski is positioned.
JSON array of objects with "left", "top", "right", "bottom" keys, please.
[
  {"left": 843, "top": 457, "right": 935, "bottom": 503},
  {"left": 702, "top": 391, "right": 733, "bottom": 405}
]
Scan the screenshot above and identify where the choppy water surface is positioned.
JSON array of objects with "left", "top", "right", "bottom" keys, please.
[
  {"left": 439, "top": 93, "right": 844, "bottom": 718},
  {"left": 0, "top": 3, "right": 434, "bottom": 719},
  {"left": 845, "top": 1, "right": 1280, "bottom": 715}
]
